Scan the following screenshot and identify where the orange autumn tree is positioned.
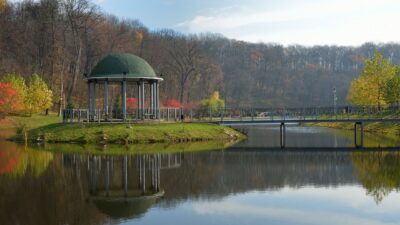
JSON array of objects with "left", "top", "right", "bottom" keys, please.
[
  {"left": 1, "top": 74, "right": 26, "bottom": 114},
  {"left": 0, "top": 82, "right": 23, "bottom": 116}
]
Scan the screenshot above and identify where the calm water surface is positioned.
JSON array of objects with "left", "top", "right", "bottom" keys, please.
[{"left": 1, "top": 126, "right": 400, "bottom": 225}]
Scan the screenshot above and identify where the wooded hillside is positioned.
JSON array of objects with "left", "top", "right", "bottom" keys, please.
[{"left": 2, "top": 0, "right": 400, "bottom": 108}]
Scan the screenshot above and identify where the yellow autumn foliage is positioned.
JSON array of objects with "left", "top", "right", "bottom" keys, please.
[
  {"left": 201, "top": 91, "right": 225, "bottom": 113},
  {"left": 0, "top": 0, "right": 6, "bottom": 12},
  {"left": 135, "top": 31, "right": 143, "bottom": 45},
  {"left": 347, "top": 51, "right": 395, "bottom": 107},
  {"left": 24, "top": 74, "right": 53, "bottom": 115}
]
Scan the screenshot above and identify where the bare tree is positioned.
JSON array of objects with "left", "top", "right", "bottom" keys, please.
[
  {"left": 165, "top": 37, "right": 200, "bottom": 103},
  {"left": 62, "top": 0, "right": 97, "bottom": 103}
]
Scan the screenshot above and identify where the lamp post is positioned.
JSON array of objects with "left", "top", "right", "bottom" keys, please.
[
  {"left": 122, "top": 72, "right": 127, "bottom": 121},
  {"left": 333, "top": 87, "right": 338, "bottom": 118}
]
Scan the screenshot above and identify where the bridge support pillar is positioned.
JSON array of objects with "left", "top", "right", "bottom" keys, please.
[
  {"left": 354, "top": 121, "right": 364, "bottom": 148},
  {"left": 280, "top": 122, "right": 285, "bottom": 148}
]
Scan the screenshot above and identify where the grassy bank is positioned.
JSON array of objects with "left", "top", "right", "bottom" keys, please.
[
  {"left": 2, "top": 115, "right": 245, "bottom": 144},
  {"left": 308, "top": 121, "right": 400, "bottom": 139},
  {"left": 0, "top": 114, "right": 61, "bottom": 130},
  {"left": 0, "top": 114, "right": 62, "bottom": 139}
]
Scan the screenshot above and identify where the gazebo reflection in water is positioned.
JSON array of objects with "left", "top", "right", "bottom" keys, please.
[{"left": 83, "top": 153, "right": 182, "bottom": 219}]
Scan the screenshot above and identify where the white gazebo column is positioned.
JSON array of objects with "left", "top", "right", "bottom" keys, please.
[
  {"left": 150, "top": 81, "right": 155, "bottom": 116},
  {"left": 87, "top": 81, "right": 91, "bottom": 119},
  {"left": 137, "top": 81, "right": 141, "bottom": 120},
  {"left": 155, "top": 80, "right": 160, "bottom": 119},
  {"left": 121, "top": 80, "right": 127, "bottom": 121},
  {"left": 88, "top": 81, "right": 96, "bottom": 121},
  {"left": 93, "top": 82, "right": 97, "bottom": 120},
  {"left": 139, "top": 79, "right": 145, "bottom": 120},
  {"left": 104, "top": 80, "right": 109, "bottom": 119}
]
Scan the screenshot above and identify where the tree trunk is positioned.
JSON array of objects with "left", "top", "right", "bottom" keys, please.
[
  {"left": 179, "top": 81, "right": 184, "bottom": 104},
  {"left": 58, "top": 60, "right": 65, "bottom": 117},
  {"left": 67, "top": 39, "right": 82, "bottom": 103}
]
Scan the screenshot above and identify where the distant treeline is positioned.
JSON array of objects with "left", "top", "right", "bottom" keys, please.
[{"left": 1, "top": 0, "right": 400, "bottom": 109}]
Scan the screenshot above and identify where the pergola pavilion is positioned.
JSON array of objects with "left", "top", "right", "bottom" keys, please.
[{"left": 87, "top": 53, "right": 163, "bottom": 121}]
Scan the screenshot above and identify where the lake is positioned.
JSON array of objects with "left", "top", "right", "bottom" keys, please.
[{"left": 1, "top": 125, "right": 400, "bottom": 225}]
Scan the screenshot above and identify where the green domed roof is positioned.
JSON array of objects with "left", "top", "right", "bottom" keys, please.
[{"left": 89, "top": 53, "right": 160, "bottom": 80}]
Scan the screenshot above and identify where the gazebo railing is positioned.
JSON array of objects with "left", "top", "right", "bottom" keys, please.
[
  {"left": 63, "top": 109, "right": 89, "bottom": 123},
  {"left": 62, "top": 107, "right": 186, "bottom": 123}
]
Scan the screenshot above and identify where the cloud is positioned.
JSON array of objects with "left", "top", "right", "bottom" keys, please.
[
  {"left": 175, "top": 0, "right": 400, "bottom": 46},
  {"left": 191, "top": 186, "right": 400, "bottom": 225},
  {"left": 92, "top": 0, "right": 107, "bottom": 4},
  {"left": 193, "top": 202, "right": 398, "bottom": 225}
]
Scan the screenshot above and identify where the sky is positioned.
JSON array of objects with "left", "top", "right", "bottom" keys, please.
[{"left": 43, "top": 0, "right": 400, "bottom": 46}]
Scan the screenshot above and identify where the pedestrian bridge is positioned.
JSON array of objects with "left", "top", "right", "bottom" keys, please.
[
  {"left": 199, "top": 106, "right": 400, "bottom": 124},
  {"left": 63, "top": 105, "right": 400, "bottom": 148},
  {"left": 202, "top": 105, "right": 400, "bottom": 149},
  {"left": 204, "top": 106, "right": 400, "bottom": 149}
]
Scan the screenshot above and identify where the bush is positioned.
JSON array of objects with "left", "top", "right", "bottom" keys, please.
[
  {"left": 200, "top": 91, "right": 225, "bottom": 113},
  {"left": 163, "top": 99, "right": 182, "bottom": 108},
  {"left": 24, "top": 74, "right": 53, "bottom": 115}
]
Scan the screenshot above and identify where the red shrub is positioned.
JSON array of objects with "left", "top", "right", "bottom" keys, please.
[
  {"left": 163, "top": 99, "right": 182, "bottom": 108},
  {"left": 126, "top": 97, "right": 138, "bottom": 109}
]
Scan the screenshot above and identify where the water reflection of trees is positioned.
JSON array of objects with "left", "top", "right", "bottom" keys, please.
[
  {"left": 352, "top": 152, "right": 400, "bottom": 203},
  {"left": 0, "top": 142, "right": 53, "bottom": 177},
  {"left": 160, "top": 151, "right": 358, "bottom": 206},
  {"left": 0, "top": 153, "right": 107, "bottom": 225},
  {"left": 3, "top": 147, "right": 400, "bottom": 224}
]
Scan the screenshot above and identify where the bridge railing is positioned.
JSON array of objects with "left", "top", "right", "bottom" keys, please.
[
  {"left": 63, "top": 105, "right": 400, "bottom": 123},
  {"left": 187, "top": 105, "right": 400, "bottom": 122}
]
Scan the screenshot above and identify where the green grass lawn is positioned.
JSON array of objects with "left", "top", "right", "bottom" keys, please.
[
  {"left": 25, "top": 122, "right": 244, "bottom": 144},
  {"left": 0, "top": 114, "right": 62, "bottom": 130}
]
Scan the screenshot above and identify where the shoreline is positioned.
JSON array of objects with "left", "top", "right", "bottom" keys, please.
[
  {"left": 26, "top": 139, "right": 242, "bottom": 155},
  {"left": 305, "top": 121, "right": 400, "bottom": 140}
]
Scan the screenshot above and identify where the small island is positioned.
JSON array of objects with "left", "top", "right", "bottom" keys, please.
[{"left": 16, "top": 121, "right": 244, "bottom": 144}]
